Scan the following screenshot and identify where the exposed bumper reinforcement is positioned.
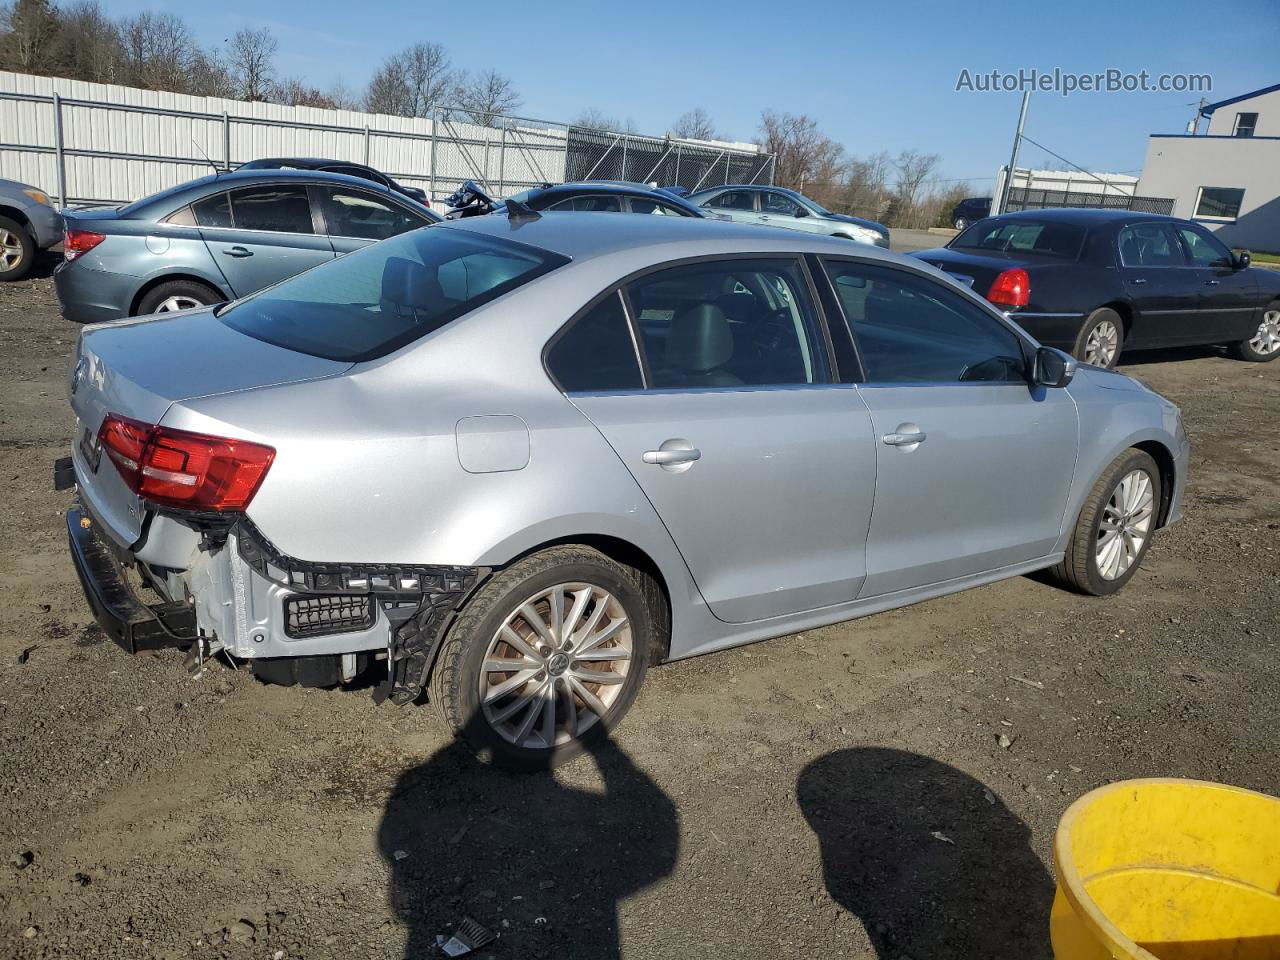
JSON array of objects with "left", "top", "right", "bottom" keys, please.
[{"left": 66, "top": 504, "right": 197, "bottom": 654}]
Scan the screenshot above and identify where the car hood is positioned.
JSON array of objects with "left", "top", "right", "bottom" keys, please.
[{"left": 827, "top": 213, "right": 888, "bottom": 233}]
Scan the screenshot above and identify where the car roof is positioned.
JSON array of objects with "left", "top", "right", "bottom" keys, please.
[
  {"left": 444, "top": 209, "right": 901, "bottom": 264},
  {"left": 244, "top": 157, "right": 366, "bottom": 169},
  {"left": 980, "top": 208, "right": 1176, "bottom": 225}
]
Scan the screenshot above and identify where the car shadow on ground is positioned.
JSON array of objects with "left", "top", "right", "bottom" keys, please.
[
  {"left": 377, "top": 717, "right": 679, "bottom": 960},
  {"left": 1119, "top": 345, "right": 1226, "bottom": 366},
  {"left": 798, "top": 747, "right": 1055, "bottom": 959}
]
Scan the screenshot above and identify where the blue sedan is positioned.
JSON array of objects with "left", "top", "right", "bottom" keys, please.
[{"left": 54, "top": 169, "right": 439, "bottom": 323}]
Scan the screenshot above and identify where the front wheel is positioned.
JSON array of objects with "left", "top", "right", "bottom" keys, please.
[
  {"left": 1074, "top": 308, "right": 1124, "bottom": 369},
  {"left": 0, "top": 216, "right": 36, "bottom": 281},
  {"left": 430, "top": 546, "right": 652, "bottom": 769},
  {"left": 1049, "top": 449, "right": 1160, "bottom": 596},
  {"left": 1230, "top": 307, "right": 1280, "bottom": 362}
]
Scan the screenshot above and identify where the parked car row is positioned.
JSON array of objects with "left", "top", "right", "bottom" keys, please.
[{"left": 59, "top": 196, "right": 1191, "bottom": 766}]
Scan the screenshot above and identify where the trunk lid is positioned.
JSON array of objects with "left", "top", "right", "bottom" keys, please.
[
  {"left": 70, "top": 307, "right": 350, "bottom": 547},
  {"left": 911, "top": 247, "right": 1043, "bottom": 294}
]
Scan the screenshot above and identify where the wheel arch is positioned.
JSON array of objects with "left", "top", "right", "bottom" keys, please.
[
  {"left": 1131, "top": 439, "right": 1176, "bottom": 528},
  {"left": 0, "top": 204, "right": 32, "bottom": 231},
  {"left": 128, "top": 272, "right": 228, "bottom": 316},
  {"left": 1097, "top": 299, "right": 1134, "bottom": 337}
]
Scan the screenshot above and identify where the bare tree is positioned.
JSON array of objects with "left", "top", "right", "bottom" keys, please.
[
  {"left": 400, "top": 42, "right": 456, "bottom": 115},
  {"left": 841, "top": 150, "right": 893, "bottom": 220},
  {"left": 52, "top": 1, "right": 123, "bottom": 83},
  {"left": 890, "top": 149, "right": 942, "bottom": 227},
  {"left": 326, "top": 77, "right": 363, "bottom": 111},
  {"left": 672, "top": 107, "right": 718, "bottom": 141},
  {"left": 188, "top": 47, "right": 235, "bottom": 98},
  {"left": 0, "top": 0, "right": 60, "bottom": 74},
  {"left": 272, "top": 75, "right": 335, "bottom": 109},
  {"left": 758, "top": 110, "right": 843, "bottom": 192},
  {"left": 118, "top": 11, "right": 194, "bottom": 92},
  {"left": 226, "top": 26, "right": 277, "bottom": 101},
  {"left": 458, "top": 69, "right": 521, "bottom": 125}
]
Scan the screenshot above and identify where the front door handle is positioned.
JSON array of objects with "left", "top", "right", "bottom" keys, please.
[
  {"left": 1205, "top": 279, "right": 1220, "bottom": 286},
  {"left": 1127, "top": 277, "right": 1147, "bottom": 285},
  {"left": 222, "top": 246, "right": 253, "bottom": 258},
  {"left": 643, "top": 447, "right": 701, "bottom": 465},
  {"left": 882, "top": 429, "right": 927, "bottom": 447}
]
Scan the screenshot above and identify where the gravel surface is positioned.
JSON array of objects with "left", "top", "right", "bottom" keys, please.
[{"left": 1, "top": 257, "right": 1277, "bottom": 959}]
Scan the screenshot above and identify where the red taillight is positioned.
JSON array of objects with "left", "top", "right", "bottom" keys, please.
[
  {"left": 986, "top": 268, "right": 1030, "bottom": 309},
  {"left": 97, "top": 414, "right": 275, "bottom": 512},
  {"left": 64, "top": 228, "right": 106, "bottom": 260}
]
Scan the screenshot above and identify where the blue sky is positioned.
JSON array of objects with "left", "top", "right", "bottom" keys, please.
[{"left": 101, "top": 0, "right": 1277, "bottom": 191}]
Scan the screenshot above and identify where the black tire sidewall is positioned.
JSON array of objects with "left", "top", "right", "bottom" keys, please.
[
  {"left": 954, "top": 218, "right": 967, "bottom": 230},
  {"left": 136, "top": 280, "right": 220, "bottom": 316},
  {"left": 1081, "top": 451, "right": 1159, "bottom": 595},
  {"left": 444, "top": 553, "right": 652, "bottom": 769},
  {"left": 1074, "top": 308, "right": 1124, "bottom": 369},
  {"left": 0, "top": 216, "right": 36, "bottom": 281}
]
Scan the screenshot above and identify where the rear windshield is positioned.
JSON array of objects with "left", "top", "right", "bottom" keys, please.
[
  {"left": 952, "top": 218, "right": 1085, "bottom": 259},
  {"left": 219, "top": 227, "right": 568, "bottom": 361}
]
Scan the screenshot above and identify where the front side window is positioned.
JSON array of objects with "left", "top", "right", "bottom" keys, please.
[
  {"left": 822, "top": 259, "right": 1026, "bottom": 385},
  {"left": 952, "top": 218, "right": 1085, "bottom": 259},
  {"left": 1176, "top": 224, "right": 1233, "bottom": 267},
  {"left": 220, "top": 228, "right": 567, "bottom": 361},
  {"left": 1118, "top": 223, "right": 1185, "bottom": 267},
  {"left": 229, "top": 185, "right": 314, "bottom": 234},
  {"left": 760, "top": 192, "right": 803, "bottom": 217},
  {"left": 706, "top": 190, "right": 755, "bottom": 211},
  {"left": 546, "top": 291, "right": 643, "bottom": 392},
  {"left": 1193, "top": 186, "right": 1244, "bottom": 221},
  {"left": 625, "top": 258, "right": 830, "bottom": 388},
  {"left": 1233, "top": 112, "right": 1258, "bottom": 137},
  {"left": 318, "top": 186, "right": 426, "bottom": 240}
]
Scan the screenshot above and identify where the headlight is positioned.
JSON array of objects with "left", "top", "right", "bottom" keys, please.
[
  {"left": 22, "top": 188, "right": 50, "bottom": 206},
  {"left": 846, "top": 227, "right": 878, "bottom": 245}
]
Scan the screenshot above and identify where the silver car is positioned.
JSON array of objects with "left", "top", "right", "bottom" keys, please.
[
  {"left": 689, "top": 184, "right": 891, "bottom": 247},
  {"left": 0, "top": 177, "right": 64, "bottom": 281},
  {"left": 60, "top": 212, "right": 1187, "bottom": 767}
]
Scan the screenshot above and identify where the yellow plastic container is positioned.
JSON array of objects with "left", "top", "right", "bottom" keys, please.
[{"left": 1052, "top": 778, "right": 1280, "bottom": 960}]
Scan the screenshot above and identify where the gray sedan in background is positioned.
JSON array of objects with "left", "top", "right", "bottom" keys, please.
[
  {"left": 61, "top": 212, "right": 1186, "bottom": 767},
  {"left": 53, "top": 169, "right": 439, "bottom": 323},
  {"left": 0, "top": 177, "right": 64, "bottom": 281},
  {"left": 689, "top": 184, "right": 891, "bottom": 247}
]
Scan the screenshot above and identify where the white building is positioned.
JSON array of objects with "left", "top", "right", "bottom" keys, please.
[{"left": 1137, "top": 83, "right": 1280, "bottom": 252}]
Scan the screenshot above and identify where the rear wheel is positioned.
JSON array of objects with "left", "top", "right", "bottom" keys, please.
[
  {"left": 1049, "top": 449, "right": 1160, "bottom": 596},
  {"left": 0, "top": 216, "right": 36, "bottom": 281},
  {"left": 1230, "top": 306, "right": 1280, "bottom": 362},
  {"left": 953, "top": 217, "right": 969, "bottom": 230},
  {"left": 430, "top": 546, "right": 652, "bottom": 769},
  {"left": 135, "top": 279, "right": 222, "bottom": 316},
  {"left": 1074, "top": 307, "right": 1124, "bottom": 369}
]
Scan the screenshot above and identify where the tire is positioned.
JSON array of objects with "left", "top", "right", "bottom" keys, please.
[
  {"left": 1048, "top": 449, "right": 1160, "bottom": 596},
  {"left": 135, "top": 279, "right": 223, "bottom": 316},
  {"left": 1073, "top": 307, "right": 1125, "bottom": 369},
  {"left": 430, "top": 545, "right": 653, "bottom": 769},
  {"left": 953, "top": 217, "right": 968, "bottom": 231},
  {"left": 0, "top": 215, "right": 36, "bottom": 282},
  {"left": 1229, "top": 305, "right": 1280, "bottom": 362}
]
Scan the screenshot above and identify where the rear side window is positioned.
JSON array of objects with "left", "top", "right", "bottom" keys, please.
[
  {"left": 953, "top": 219, "right": 1084, "bottom": 259},
  {"left": 1118, "top": 223, "right": 1184, "bottom": 267},
  {"left": 220, "top": 228, "right": 568, "bottom": 361},
  {"left": 822, "top": 259, "right": 1026, "bottom": 385},
  {"left": 546, "top": 292, "right": 643, "bottom": 392},
  {"left": 230, "top": 186, "right": 314, "bottom": 234},
  {"left": 706, "top": 191, "right": 754, "bottom": 211},
  {"left": 192, "top": 192, "right": 232, "bottom": 228}
]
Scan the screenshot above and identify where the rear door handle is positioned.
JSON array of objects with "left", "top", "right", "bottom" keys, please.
[
  {"left": 643, "top": 447, "right": 701, "bottom": 465},
  {"left": 1204, "top": 279, "right": 1220, "bottom": 286},
  {"left": 222, "top": 246, "right": 253, "bottom": 258},
  {"left": 1126, "top": 277, "right": 1147, "bottom": 285},
  {"left": 882, "top": 430, "right": 927, "bottom": 447}
]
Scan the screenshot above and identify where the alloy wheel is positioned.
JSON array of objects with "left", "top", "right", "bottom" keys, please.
[
  {"left": 1249, "top": 309, "right": 1280, "bottom": 356},
  {"left": 478, "top": 582, "right": 633, "bottom": 749},
  {"left": 1095, "top": 469, "right": 1155, "bottom": 580},
  {"left": 0, "top": 228, "right": 25, "bottom": 271},
  {"left": 156, "top": 295, "right": 203, "bottom": 313},
  {"left": 1084, "top": 320, "right": 1120, "bottom": 367}
]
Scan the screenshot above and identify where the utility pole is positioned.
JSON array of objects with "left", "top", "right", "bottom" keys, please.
[
  {"left": 1189, "top": 98, "right": 1209, "bottom": 135},
  {"left": 995, "top": 90, "right": 1030, "bottom": 216}
]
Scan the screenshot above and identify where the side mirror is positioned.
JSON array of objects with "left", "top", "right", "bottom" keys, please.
[
  {"left": 1033, "top": 346, "right": 1076, "bottom": 388},
  {"left": 1232, "top": 249, "right": 1251, "bottom": 270},
  {"left": 793, "top": 206, "right": 809, "bottom": 218}
]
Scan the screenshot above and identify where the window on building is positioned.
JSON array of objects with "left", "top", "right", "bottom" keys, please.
[
  {"left": 1233, "top": 112, "right": 1258, "bottom": 137},
  {"left": 1193, "top": 187, "right": 1245, "bottom": 221}
]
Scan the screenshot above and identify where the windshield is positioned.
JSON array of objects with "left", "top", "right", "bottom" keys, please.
[
  {"left": 219, "top": 227, "right": 568, "bottom": 361},
  {"left": 952, "top": 218, "right": 1085, "bottom": 259}
]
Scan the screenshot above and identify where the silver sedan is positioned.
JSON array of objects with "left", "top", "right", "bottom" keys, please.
[{"left": 63, "top": 212, "right": 1187, "bottom": 766}]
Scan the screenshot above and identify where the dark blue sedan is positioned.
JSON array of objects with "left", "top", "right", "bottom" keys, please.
[{"left": 55, "top": 169, "right": 439, "bottom": 323}]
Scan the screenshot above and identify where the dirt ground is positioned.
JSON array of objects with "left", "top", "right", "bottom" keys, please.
[{"left": 1, "top": 253, "right": 1277, "bottom": 960}]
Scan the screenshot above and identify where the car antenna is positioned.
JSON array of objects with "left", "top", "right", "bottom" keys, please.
[
  {"left": 505, "top": 197, "right": 541, "bottom": 223},
  {"left": 191, "top": 138, "right": 221, "bottom": 177}
]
